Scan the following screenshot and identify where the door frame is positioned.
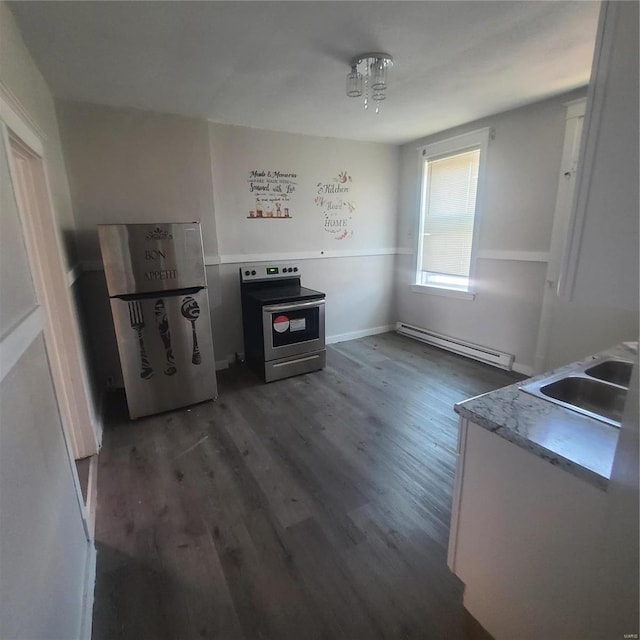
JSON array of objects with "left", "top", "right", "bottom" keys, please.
[
  {"left": 532, "top": 98, "right": 586, "bottom": 373},
  {"left": 0, "top": 93, "right": 99, "bottom": 462}
]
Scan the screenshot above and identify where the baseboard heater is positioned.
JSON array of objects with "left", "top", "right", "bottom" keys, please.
[{"left": 396, "top": 322, "right": 514, "bottom": 370}]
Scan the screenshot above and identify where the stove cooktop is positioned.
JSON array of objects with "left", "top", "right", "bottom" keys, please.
[{"left": 244, "top": 284, "right": 325, "bottom": 305}]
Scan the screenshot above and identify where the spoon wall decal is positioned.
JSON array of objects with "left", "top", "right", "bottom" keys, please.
[{"left": 181, "top": 296, "right": 202, "bottom": 365}]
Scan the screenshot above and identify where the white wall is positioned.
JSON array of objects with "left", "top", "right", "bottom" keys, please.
[
  {"left": 395, "top": 90, "right": 586, "bottom": 373},
  {"left": 56, "top": 102, "right": 219, "bottom": 386},
  {"left": 210, "top": 123, "right": 398, "bottom": 257},
  {"left": 0, "top": 337, "right": 89, "bottom": 640},
  {"left": 571, "top": 4, "right": 639, "bottom": 630},
  {"left": 546, "top": 0, "right": 639, "bottom": 368},
  {"left": 57, "top": 107, "right": 400, "bottom": 383},
  {"left": 0, "top": 5, "right": 91, "bottom": 636},
  {"left": 2, "top": 2, "right": 101, "bottom": 445},
  {"left": 209, "top": 123, "right": 399, "bottom": 361},
  {"left": 57, "top": 101, "right": 219, "bottom": 264},
  {"left": 211, "top": 255, "right": 396, "bottom": 365},
  {"left": 0, "top": 2, "right": 77, "bottom": 268}
]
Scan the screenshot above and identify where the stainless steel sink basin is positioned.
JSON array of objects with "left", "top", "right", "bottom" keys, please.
[
  {"left": 538, "top": 376, "right": 627, "bottom": 426},
  {"left": 520, "top": 357, "right": 633, "bottom": 428},
  {"left": 584, "top": 359, "right": 633, "bottom": 387}
]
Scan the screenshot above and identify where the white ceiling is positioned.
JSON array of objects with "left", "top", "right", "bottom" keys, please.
[{"left": 9, "top": 1, "right": 600, "bottom": 144}]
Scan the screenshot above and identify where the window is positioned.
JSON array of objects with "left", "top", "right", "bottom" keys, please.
[{"left": 415, "top": 128, "right": 489, "bottom": 297}]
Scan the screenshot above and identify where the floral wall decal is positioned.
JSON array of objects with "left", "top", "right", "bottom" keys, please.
[{"left": 315, "top": 171, "right": 356, "bottom": 240}]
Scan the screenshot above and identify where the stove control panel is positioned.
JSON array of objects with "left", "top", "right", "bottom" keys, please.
[{"left": 240, "top": 264, "right": 300, "bottom": 282}]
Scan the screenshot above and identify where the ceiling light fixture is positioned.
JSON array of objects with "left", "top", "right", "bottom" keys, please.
[{"left": 346, "top": 52, "right": 393, "bottom": 114}]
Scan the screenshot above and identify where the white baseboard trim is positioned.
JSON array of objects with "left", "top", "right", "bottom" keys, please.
[
  {"left": 217, "top": 328, "right": 527, "bottom": 373},
  {"left": 326, "top": 324, "right": 394, "bottom": 345},
  {"left": 85, "top": 454, "right": 99, "bottom": 539},
  {"left": 87, "top": 388, "right": 105, "bottom": 453},
  {"left": 217, "top": 352, "right": 245, "bottom": 370},
  {"left": 79, "top": 540, "right": 96, "bottom": 640},
  {"left": 216, "top": 329, "right": 394, "bottom": 365},
  {"left": 66, "top": 263, "right": 82, "bottom": 288},
  {"left": 94, "top": 389, "right": 105, "bottom": 449}
]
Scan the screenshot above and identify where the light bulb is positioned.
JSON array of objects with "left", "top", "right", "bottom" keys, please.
[
  {"left": 370, "top": 58, "right": 387, "bottom": 90},
  {"left": 346, "top": 66, "right": 363, "bottom": 98}
]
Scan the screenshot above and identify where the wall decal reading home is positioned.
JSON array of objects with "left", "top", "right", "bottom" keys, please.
[
  {"left": 246, "top": 169, "right": 298, "bottom": 218},
  {"left": 315, "top": 171, "right": 356, "bottom": 240}
]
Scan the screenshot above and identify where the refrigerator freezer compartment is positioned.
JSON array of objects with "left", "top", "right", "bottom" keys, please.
[{"left": 98, "top": 222, "right": 206, "bottom": 296}]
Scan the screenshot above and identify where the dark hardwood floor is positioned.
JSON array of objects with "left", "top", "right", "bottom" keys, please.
[{"left": 92, "top": 333, "right": 521, "bottom": 640}]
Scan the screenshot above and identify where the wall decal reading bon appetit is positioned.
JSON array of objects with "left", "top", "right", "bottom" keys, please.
[
  {"left": 315, "top": 171, "right": 356, "bottom": 240},
  {"left": 246, "top": 170, "right": 298, "bottom": 219}
]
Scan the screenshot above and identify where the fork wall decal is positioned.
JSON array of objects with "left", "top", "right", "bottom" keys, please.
[{"left": 128, "top": 301, "right": 154, "bottom": 379}]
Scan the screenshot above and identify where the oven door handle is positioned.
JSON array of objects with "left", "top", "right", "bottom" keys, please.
[{"left": 263, "top": 299, "right": 325, "bottom": 314}]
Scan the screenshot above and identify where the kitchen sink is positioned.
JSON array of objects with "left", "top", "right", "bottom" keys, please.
[
  {"left": 520, "top": 357, "right": 633, "bottom": 428},
  {"left": 584, "top": 359, "right": 633, "bottom": 387},
  {"left": 538, "top": 376, "right": 627, "bottom": 425}
]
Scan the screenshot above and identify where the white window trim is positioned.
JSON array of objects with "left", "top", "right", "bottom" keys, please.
[
  {"left": 414, "top": 127, "right": 491, "bottom": 298},
  {"left": 410, "top": 283, "right": 476, "bottom": 300}
]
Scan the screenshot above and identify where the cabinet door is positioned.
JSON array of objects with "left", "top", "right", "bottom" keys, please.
[
  {"left": 447, "top": 417, "right": 468, "bottom": 571},
  {"left": 450, "top": 421, "right": 606, "bottom": 640}
]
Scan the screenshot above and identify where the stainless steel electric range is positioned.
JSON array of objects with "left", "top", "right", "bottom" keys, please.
[{"left": 239, "top": 264, "right": 326, "bottom": 382}]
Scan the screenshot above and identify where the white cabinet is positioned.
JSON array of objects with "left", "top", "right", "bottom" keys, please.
[{"left": 448, "top": 418, "right": 607, "bottom": 640}]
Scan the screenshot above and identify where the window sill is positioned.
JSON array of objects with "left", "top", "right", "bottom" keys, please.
[{"left": 410, "top": 284, "right": 476, "bottom": 301}]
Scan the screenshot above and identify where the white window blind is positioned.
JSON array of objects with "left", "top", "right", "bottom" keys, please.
[{"left": 421, "top": 148, "right": 480, "bottom": 278}]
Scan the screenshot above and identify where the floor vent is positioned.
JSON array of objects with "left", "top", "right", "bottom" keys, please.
[{"left": 396, "top": 322, "right": 514, "bottom": 370}]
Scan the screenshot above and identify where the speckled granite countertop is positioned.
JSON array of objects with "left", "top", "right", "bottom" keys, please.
[{"left": 454, "top": 343, "right": 637, "bottom": 491}]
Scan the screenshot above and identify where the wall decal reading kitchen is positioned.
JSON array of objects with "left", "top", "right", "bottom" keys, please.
[
  {"left": 315, "top": 171, "right": 356, "bottom": 240},
  {"left": 247, "top": 169, "right": 298, "bottom": 219}
]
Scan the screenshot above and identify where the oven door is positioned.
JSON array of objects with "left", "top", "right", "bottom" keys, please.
[{"left": 262, "top": 298, "right": 325, "bottom": 361}]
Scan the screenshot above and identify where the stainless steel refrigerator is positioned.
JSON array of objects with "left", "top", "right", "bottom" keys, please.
[{"left": 98, "top": 222, "right": 217, "bottom": 419}]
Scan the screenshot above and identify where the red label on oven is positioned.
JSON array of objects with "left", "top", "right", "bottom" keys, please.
[{"left": 273, "top": 315, "right": 290, "bottom": 333}]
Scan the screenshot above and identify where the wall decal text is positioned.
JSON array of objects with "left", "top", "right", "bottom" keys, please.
[
  {"left": 247, "top": 170, "right": 298, "bottom": 219},
  {"left": 315, "top": 171, "right": 356, "bottom": 240}
]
